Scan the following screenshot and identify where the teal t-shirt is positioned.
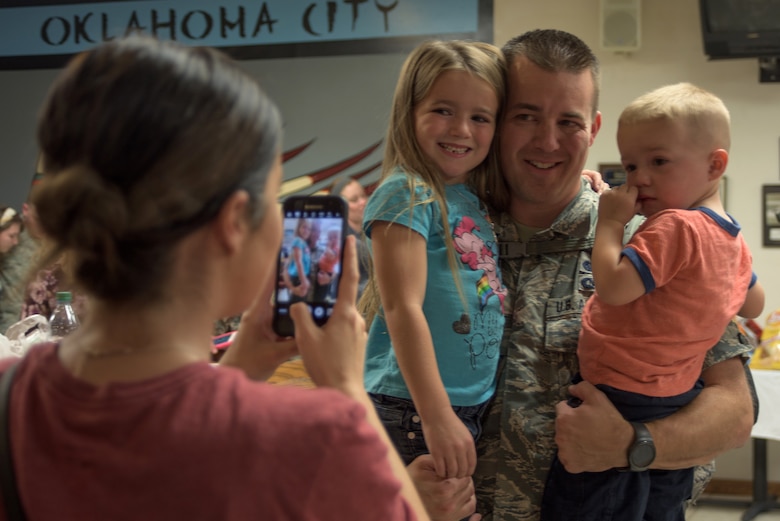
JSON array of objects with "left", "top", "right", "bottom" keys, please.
[
  {"left": 286, "top": 236, "right": 311, "bottom": 278},
  {"left": 363, "top": 171, "right": 507, "bottom": 406}
]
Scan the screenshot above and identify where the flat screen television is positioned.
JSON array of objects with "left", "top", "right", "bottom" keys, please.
[{"left": 700, "top": 0, "right": 780, "bottom": 59}]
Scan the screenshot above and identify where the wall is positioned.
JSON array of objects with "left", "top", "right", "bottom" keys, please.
[
  {"left": 0, "top": 53, "right": 401, "bottom": 207},
  {"left": 0, "top": 67, "right": 58, "bottom": 204},
  {"left": 0, "top": 0, "right": 777, "bottom": 483}
]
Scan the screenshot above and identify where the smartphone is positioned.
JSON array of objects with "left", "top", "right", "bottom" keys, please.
[{"left": 272, "top": 195, "right": 348, "bottom": 337}]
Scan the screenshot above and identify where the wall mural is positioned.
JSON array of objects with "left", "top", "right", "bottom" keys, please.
[{"left": 280, "top": 139, "right": 381, "bottom": 200}]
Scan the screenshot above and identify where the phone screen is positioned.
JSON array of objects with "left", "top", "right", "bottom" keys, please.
[{"left": 273, "top": 195, "right": 347, "bottom": 337}]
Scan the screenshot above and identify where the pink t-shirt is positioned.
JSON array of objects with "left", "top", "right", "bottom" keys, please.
[
  {"left": 579, "top": 208, "right": 754, "bottom": 397},
  {"left": 0, "top": 344, "right": 415, "bottom": 521}
]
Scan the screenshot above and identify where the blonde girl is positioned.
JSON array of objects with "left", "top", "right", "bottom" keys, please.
[
  {"left": 281, "top": 218, "right": 312, "bottom": 302},
  {"left": 360, "top": 40, "right": 508, "bottom": 480}
]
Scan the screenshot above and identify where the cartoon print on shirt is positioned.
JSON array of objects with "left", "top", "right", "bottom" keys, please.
[
  {"left": 453, "top": 215, "right": 507, "bottom": 312},
  {"left": 452, "top": 215, "right": 506, "bottom": 368}
]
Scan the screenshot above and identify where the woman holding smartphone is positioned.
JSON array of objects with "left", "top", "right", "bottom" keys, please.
[{"left": 0, "top": 36, "right": 442, "bottom": 521}]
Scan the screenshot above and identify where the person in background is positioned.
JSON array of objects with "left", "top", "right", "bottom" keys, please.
[
  {"left": 0, "top": 207, "right": 22, "bottom": 256},
  {"left": 540, "top": 82, "right": 764, "bottom": 520},
  {"left": 0, "top": 206, "right": 24, "bottom": 332},
  {"left": 330, "top": 177, "right": 370, "bottom": 300},
  {"left": 20, "top": 255, "right": 88, "bottom": 323},
  {"left": 18, "top": 198, "right": 88, "bottom": 324},
  {"left": 359, "top": 39, "right": 507, "bottom": 490},
  {"left": 413, "top": 29, "right": 756, "bottom": 521},
  {"left": 0, "top": 35, "right": 431, "bottom": 520},
  {"left": 0, "top": 175, "right": 90, "bottom": 329}
]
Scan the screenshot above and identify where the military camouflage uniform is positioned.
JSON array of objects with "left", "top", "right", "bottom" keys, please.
[
  {"left": 0, "top": 231, "right": 39, "bottom": 334},
  {"left": 213, "top": 315, "right": 241, "bottom": 336},
  {"left": 474, "top": 179, "right": 753, "bottom": 521}
]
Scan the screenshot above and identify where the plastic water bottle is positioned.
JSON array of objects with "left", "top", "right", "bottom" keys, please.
[{"left": 49, "top": 291, "right": 79, "bottom": 341}]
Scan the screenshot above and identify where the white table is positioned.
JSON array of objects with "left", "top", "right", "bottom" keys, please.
[
  {"left": 750, "top": 368, "right": 780, "bottom": 441},
  {"left": 701, "top": 368, "right": 780, "bottom": 520},
  {"left": 743, "top": 369, "right": 780, "bottom": 520}
]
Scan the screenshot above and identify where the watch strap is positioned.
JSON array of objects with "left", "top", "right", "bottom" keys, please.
[{"left": 630, "top": 421, "right": 652, "bottom": 442}]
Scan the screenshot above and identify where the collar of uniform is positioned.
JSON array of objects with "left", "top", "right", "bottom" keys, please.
[{"left": 495, "top": 179, "right": 598, "bottom": 243}]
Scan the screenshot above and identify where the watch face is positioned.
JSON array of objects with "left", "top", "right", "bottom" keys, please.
[{"left": 630, "top": 441, "right": 656, "bottom": 468}]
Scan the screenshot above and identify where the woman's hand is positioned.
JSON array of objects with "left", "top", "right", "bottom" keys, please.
[
  {"left": 219, "top": 277, "right": 298, "bottom": 381},
  {"left": 291, "top": 236, "right": 367, "bottom": 396}
]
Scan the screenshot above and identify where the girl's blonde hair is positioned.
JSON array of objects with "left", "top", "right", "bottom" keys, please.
[{"left": 359, "top": 40, "right": 506, "bottom": 326}]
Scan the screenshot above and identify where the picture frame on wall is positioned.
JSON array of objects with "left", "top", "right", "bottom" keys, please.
[
  {"left": 762, "top": 184, "right": 780, "bottom": 247},
  {"left": 598, "top": 163, "right": 626, "bottom": 187},
  {"left": 593, "top": 168, "right": 729, "bottom": 211}
]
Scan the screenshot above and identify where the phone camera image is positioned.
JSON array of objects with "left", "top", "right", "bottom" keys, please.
[{"left": 273, "top": 195, "right": 347, "bottom": 337}]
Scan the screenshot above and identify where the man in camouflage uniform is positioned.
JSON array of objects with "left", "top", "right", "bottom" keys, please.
[
  {"left": 467, "top": 29, "right": 755, "bottom": 521},
  {"left": 0, "top": 172, "right": 46, "bottom": 333}
]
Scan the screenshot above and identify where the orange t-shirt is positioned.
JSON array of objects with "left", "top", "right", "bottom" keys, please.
[{"left": 579, "top": 208, "right": 754, "bottom": 397}]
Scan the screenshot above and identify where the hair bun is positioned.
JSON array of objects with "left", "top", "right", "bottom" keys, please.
[{"left": 34, "top": 164, "right": 128, "bottom": 262}]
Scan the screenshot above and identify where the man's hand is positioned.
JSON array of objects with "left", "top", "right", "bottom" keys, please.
[
  {"left": 408, "top": 454, "right": 481, "bottom": 521},
  {"left": 554, "top": 381, "right": 633, "bottom": 473}
]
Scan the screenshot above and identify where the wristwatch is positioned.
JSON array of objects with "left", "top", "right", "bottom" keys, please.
[{"left": 627, "top": 422, "right": 656, "bottom": 471}]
